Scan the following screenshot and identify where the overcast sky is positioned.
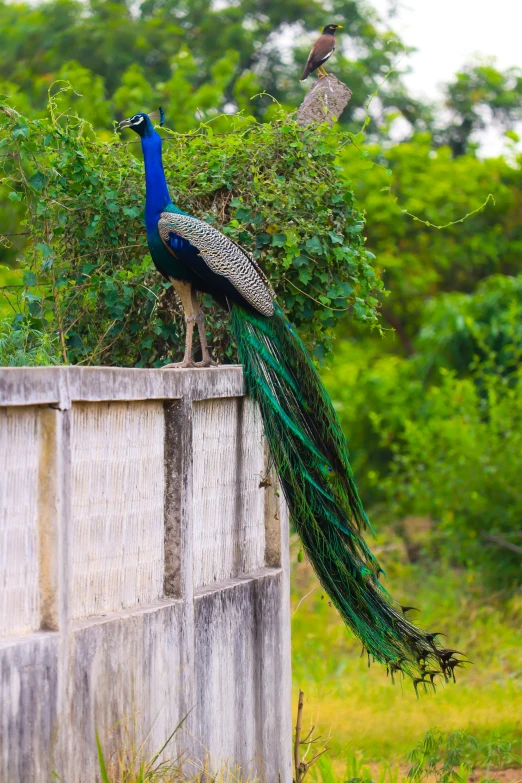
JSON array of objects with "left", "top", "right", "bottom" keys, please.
[
  {"left": 364, "top": 0, "right": 522, "bottom": 154},
  {"left": 371, "top": 0, "right": 522, "bottom": 100}
]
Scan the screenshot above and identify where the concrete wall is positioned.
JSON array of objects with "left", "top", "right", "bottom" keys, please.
[{"left": 0, "top": 367, "right": 292, "bottom": 783}]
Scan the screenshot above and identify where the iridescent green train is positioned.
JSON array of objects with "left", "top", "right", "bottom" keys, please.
[{"left": 233, "top": 302, "right": 458, "bottom": 687}]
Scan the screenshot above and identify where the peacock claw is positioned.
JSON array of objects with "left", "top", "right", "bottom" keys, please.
[
  {"left": 198, "top": 359, "right": 219, "bottom": 368},
  {"left": 162, "top": 358, "right": 202, "bottom": 369},
  {"left": 162, "top": 356, "right": 219, "bottom": 369},
  {"left": 161, "top": 359, "right": 198, "bottom": 370}
]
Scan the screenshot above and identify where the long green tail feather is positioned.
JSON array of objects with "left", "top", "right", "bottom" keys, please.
[{"left": 232, "top": 302, "right": 451, "bottom": 682}]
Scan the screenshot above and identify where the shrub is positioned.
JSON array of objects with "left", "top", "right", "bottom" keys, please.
[
  {"left": 0, "top": 315, "right": 61, "bottom": 365},
  {"left": 0, "top": 93, "right": 382, "bottom": 367},
  {"left": 384, "top": 362, "right": 522, "bottom": 585},
  {"left": 322, "top": 278, "right": 522, "bottom": 586}
]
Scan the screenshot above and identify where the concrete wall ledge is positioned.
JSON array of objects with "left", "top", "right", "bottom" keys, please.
[
  {"left": 194, "top": 566, "right": 282, "bottom": 597},
  {"left": 0, "top": 364, "right": 245, "bottom": 408},
  {"left": 0, "top": 366, "right": 291, "bottom": 783}
]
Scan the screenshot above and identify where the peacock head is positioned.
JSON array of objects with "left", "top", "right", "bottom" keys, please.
[{"left": 118, "top": 108, "right": 165, "bottom": 137}]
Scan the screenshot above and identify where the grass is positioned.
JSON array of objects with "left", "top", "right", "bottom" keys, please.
[
  {"left": 91, "top": 699, "right": 522, "bottom": 783},
  {"left": 290, "top": 529, "right": 522, "bottom": 766},
  {"left": 92, "top": 718, "right": 261, "bottom": 783}
]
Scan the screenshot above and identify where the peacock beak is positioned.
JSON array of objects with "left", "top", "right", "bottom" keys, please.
[{"left": 118, "top": 117, "right": 133, "bottom": 129}]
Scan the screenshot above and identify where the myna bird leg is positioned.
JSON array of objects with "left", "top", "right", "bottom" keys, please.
[
  {"left": 163, "top": 279, "right": 204, "bottom": 369},
  {"left": 318, "top": 65, "right": 328, "bottom": 77},
  {"left": 190, "top": 287, "right": 218, "bottom": 367}
]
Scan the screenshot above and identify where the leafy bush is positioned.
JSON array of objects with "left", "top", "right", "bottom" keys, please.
[
  {"left": 323, "top": 277, "right": 522, "bottom": 585},
  {"left": 385, "top": 363, "right": 522, "bottom": 585},
  {"left": 322, "top": 338, "right": 422, "bottom": 505},
  {"left": 0, "top": 315, "right": 61, "bottom": 365},
  {"left": 416, "top": 274, "right": 522, "bottom": 378},
  {"left": 407, "top": 729, "right": 520, "bottom": 783},
  {"left": 0, "top": 94, "right": 381, "bottom": 366},
  {"left": 337, "top": 136, "right": 522, "bottom": 349}
]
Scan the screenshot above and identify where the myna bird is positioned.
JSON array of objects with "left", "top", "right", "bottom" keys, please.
[{"left": 300, "top": 24, "right": 343, "bottom": 81}]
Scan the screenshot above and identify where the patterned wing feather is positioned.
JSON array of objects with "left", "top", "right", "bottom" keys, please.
[{"left": 158, "top": 212, "right": 275, "bottom": 316}]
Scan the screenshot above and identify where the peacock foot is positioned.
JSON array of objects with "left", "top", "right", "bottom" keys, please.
[
  {"left": 161, "top": 357, "right": 219, "bottom": 369},
  {"left": 162, "top": 358, "right": 202, "bottom": 369},
  {"left": 196, "top": 357, "right": 219, "bottom": 368}
]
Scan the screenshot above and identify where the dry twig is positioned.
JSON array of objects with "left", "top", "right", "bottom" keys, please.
[{"left": 293, "top": 691, "right": 331, "bottom": 783}]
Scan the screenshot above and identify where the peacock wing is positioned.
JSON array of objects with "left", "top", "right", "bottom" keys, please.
[{"left": 158, "top": 211, "right": 275, "bottom": 316}]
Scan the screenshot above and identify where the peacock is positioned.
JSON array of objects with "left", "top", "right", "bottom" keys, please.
[{"left": 118, "top": 108, "right": 464, "bottom": 688}]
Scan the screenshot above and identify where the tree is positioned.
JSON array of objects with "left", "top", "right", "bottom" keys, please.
[
  {"left": 437, "top": 61, "right": 522, "bottom": 157},
  {"left": 0, "top": 0, "right": 419, "bottom": 129},
  {"left": 338, "top": 135, "right": 522, "bottom": 352}
]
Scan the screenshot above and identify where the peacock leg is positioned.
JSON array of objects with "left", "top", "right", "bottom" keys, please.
[
  {"left": 190, "top": 287, "right": 218, "bottom": 368},
  {"left": 162, "top": 279, "right": 202, "bottom": 369}
]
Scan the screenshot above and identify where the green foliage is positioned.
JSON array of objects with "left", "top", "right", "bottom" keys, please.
[
  {"left": 324, "top": 276, "right": 522, "bottom": 584},
  {"left": 439, "top": 61, "right": 522, "bottom": 156},
  {"left": 92, "top": 716, "right": 190, "bottom": 782},
  {"left": 339, "top": 136, "right": 522, "bottom": 349},
  {"left": 0, "top": 0, "right": 410, "bottom": 129},
  {"left": 416, "top": 274, "right": 522, "bottom": 378},
  {"left": 0, "top": 315, "right": 61, "bottom": 365},
  {"left": 384, "top": 363, "right": 522, "bottom": 585},
  {"left": 322, "top": 338, "right": 419, "bottom": 500},
  {"left": 407, "top": 729, "right": 520, "bottom": 783},
  {"left": 0, "top": 97, "right": 381, "bottom": 366},
  {"left": 304, "top": 730, "right": 521, "bottom": 783},
  {"left": 95, "top": 731, "right": 110, "bottom": 783}
]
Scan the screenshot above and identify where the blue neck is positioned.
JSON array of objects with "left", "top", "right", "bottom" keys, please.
[{"left": 141, "top": 130, "right": 172, "bottom": 233}]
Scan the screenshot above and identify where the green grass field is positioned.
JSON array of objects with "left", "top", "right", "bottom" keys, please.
[{"left": 290, "top": 531, "right": 522, "bottom": 766}]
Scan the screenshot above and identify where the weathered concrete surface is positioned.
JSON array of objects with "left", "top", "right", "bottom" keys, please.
[
  {"left": 0, "top": 406, "right": 40, "bottom": 637},
  {"left": 297, "top": 74, "right": 352, "bottom": 127},
  {"left": 0, "top": 633, "right": 59, "bottom": 782},
  {"left": 193, "top": 397, "right": 266, "bottom": 589},
  {"left": 193, "top": 571, "right": 291, "bottom": 781},
  {"left": 70, "top": 401, "right": 166, "bottom": 618},
  {"left": 0, "top": 365, "right": 245, "bottom": 408},
  {"left": 0, "top": 367, "right": 291, "bottom": 783},
  {"left": 63, "top": 600, "right": 185, "bottom": 782}
]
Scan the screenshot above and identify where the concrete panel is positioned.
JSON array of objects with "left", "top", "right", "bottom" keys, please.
[
  {"left": 59, "top": 601, "right": 185, "bottom": 783},
  {"left": 192, "top": 398, "right": 265, "bottom": 589},
  {"left": 194, "top": 570, "right": 292, "bottom": 783},
  {"left": 70, "top": 401, "right": 165, "bottom": 619},
  {"left": 0, "top": 633, "right": 59, "bottom": 782},
  {"left": 0, "top": 407, "right": 40, "bottom": 637}
]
